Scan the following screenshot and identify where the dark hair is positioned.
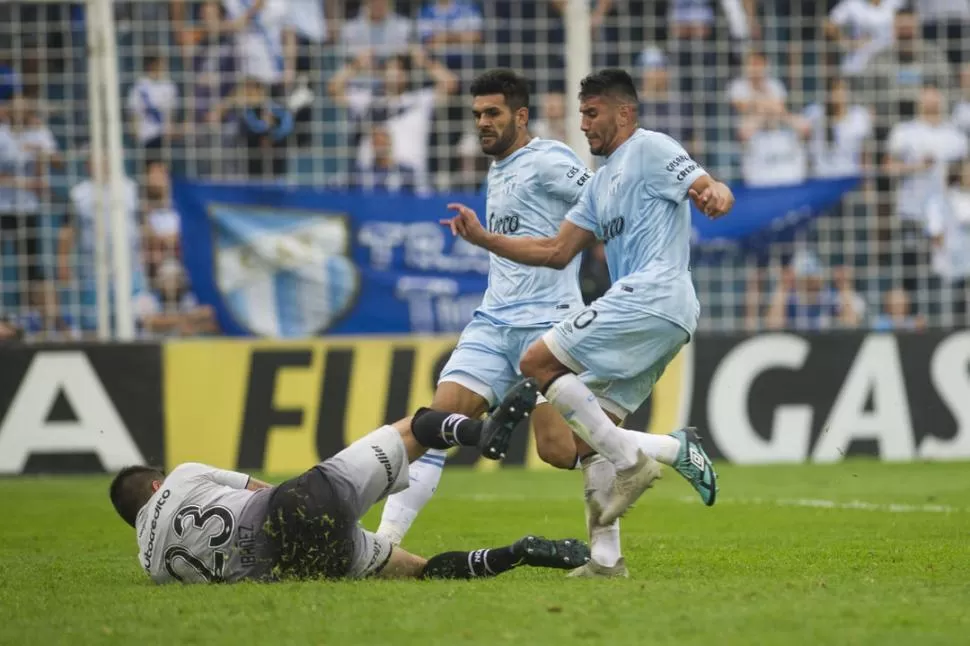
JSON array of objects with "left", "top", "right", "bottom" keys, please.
[
  {"left": 578, "top": 68, "right": 638, "bottom": 105},
  {"left": 469, "top": 69, "right": 531, "bottom": 112},
  {"left": 110, "top": 465, "right": 165, "bottom": 528},
  {"left": 382, "top": 54, "right": 414, "bottom": 93},
  {"left": 747, "top": 48, "right": 767, "bottom": 63},
  {"left": 144, "top": 52, "right": 163, "bottom": 70}
]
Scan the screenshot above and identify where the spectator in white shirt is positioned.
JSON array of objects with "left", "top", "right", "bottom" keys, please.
[
  {"left": 951, "top": 62, "right": 970, "bottom": 136},
  {"left": 864, "top": 9, "right": 953, "bottom": 126},
  {"left": 222, "top": 0, "right": 296, "bottom": 88},
  {"left": 58, "top": 157, "right": 152, "bottom": 333},
  {"left": 329, "top": 47, "right": 458, "bottom": 192},
  {"left": 141, "top": 161, "right": 180, "bottom": 276},
  {"left": 884, "top": 85, "right": 968, "bottom": 304},
  {"left": 341, "top": 0, "right": 413, "bottom": 60},
  {"left": 738, "top": 98, "right": 811, "bottom": 188},
  {"left": 912, "top": 0, "right": 970, "bottom": 65},
  {"left": 727, "top": 50, "right": 787, "bottom": 115},
  {"left": 884, "top": 86, "right": 968, "bottom": 225},
  {"left": 825, "top": 0, "right": 903, "bottom": 76},
  {"left": 8, "top": 97, "right": 62, "bottom": 173},
  {"left": 0, "top": 107, "right": 57, "bottom": 331},
  {"left": 142, "top": 257, "right": 218, "bottom": 337},
  {"left": 350, "top": 125, "right": 421, "bottom": 194},
  {"left": 926, "top": 161, "right": 970, "bottom": 285},
  {"left": 126, "top": 53, "right": 178, "bottom": 162},
  {"left": 804, "top": 77, "right": 874, "bottom": 178}
]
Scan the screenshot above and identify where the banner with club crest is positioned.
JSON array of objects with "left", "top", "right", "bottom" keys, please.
[{"left": 173, "top": 176, "right": 859, "bottom": 337}]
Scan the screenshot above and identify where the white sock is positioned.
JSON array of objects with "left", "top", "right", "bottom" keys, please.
[
  {"left": 622, "top": 429, "right": 681, "bottom": 466},
  {"left": 581, "top": 455, "right": 621, "bottom": 567},
  {"left": 545, "top": 374, "right": 640, "bottom": 470},
  {"left": 376, "top": 449, "right": 447, "bottom": 544}
]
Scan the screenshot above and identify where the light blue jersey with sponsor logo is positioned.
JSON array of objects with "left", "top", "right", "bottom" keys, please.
[
  {"left": 479, "top": 137, "right": 592, "bottom": 326},
  {"left": 565, "top": 129, "right": 706, "bottom": 334}
]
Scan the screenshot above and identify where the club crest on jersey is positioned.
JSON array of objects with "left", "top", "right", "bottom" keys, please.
[{"left": 608, "top": 171, "right": 623, "bottom": 196}]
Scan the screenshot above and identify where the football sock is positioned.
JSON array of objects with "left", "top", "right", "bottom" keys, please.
[
  {"left": 544, "top": 374, "right": 640, "bottom": 470},
  {"left": 377, "top": 450, "right": 447, "bottom": 545},
  {"left": 622, "top": 429, "right": 681, "bottom": 466},
  {"left": 581, "top": 454, "right": 622, "bottom": 567},
  {"left": 411, "top": 408, "right": 482, "bottom": 449},
  {"left": 420, "top": 546, "right": 522, "bottom": 580}
]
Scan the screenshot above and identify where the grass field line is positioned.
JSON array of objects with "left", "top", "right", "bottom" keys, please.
[
  {"left": 677, "top": 496, "right": 966, "bottom": 514},
  {"left": 453, "top": 492, "right": 967, "bottom": 513}
]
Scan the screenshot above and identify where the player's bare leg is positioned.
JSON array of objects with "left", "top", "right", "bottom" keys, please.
[
  {"left": 530, "top": 403, "right": 581, "bottom": 469},
  {"left": 377, "top": 382, "right": 490, "bottom": 545},
  {"left": 520, "top": 339, "right": 662, "bottom": 526}
]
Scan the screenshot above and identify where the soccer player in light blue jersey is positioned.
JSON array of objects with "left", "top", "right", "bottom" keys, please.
[
  {"left": 376, "top": 69, "right": 597, "bottom": 547},
  {"left": 444, "top": 69, "right": 734, "bottom": 534}
]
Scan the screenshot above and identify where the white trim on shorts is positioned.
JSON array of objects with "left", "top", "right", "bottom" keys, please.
[
  {"left": 542, "top": 329, "right": 586, "bottom": 374},
  {"left": 437, "top": 372, "right": 497, "bottom": 407}
]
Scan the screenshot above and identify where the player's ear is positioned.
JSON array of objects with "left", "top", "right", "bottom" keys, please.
[
  {"left": 516, "top": 106, "right": 529, "bottom": 129},
  {"left": 617, "top": 103, "right": 636, "bottom": 128},
  {"left": 151, "top": 480, "right": 162, "bottom": 492}
]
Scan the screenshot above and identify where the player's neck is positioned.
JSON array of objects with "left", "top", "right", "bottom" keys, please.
[
  {"left": 493, "top": 130, "right": 533, "bottom": 162},
  {"left": 604, "top": 126, "right": 639, "bottom": 157}
]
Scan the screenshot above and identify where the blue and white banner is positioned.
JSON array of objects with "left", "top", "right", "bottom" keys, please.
[
  {"left": 691, "top": 176, "right": 860, "bottom": 253},
  {"left": 173, "top": 176, "right": 859, "bottom": 337},
  {"left": 174, "top": 181, "right": 491, "bottom": 336}
]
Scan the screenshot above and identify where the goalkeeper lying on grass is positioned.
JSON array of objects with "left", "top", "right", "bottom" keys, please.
[{"left": 110, "top": 380, "right": 589, "bottom": 583}]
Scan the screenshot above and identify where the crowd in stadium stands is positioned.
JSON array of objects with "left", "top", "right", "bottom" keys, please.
[{"left": 0, "top": 0, "right": 970, "bottom": 340}]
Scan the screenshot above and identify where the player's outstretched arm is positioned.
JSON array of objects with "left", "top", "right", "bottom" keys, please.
[
  {"left": 442, "top": 203, "right": 595, "bottom": 269},
  {"left": 688, "top": 175, "right": 734, "bottom": 219}
]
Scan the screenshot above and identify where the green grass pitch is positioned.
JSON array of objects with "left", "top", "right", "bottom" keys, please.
[{"left": 1, "top": 460, "right": 969, "bottom": 646}]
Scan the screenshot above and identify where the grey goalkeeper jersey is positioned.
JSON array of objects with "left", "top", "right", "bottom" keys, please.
[{"left": 135, "top": 463, "right": 271, "bottom": 584}]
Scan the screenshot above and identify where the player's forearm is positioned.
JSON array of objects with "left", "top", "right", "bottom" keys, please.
[
  {"left": 246, "top": 477, "right": 271, "bottom": 491},
  {"left": 481, "top": 232, "right": 572, "bottom": 269}
]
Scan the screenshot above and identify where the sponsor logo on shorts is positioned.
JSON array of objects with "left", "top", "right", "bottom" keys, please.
[
  {"left": 365, "top": 534, "right": 384, "bottom": 573},
  {"left": 371, "top": 445, "right": 395, "bottom": 498}
]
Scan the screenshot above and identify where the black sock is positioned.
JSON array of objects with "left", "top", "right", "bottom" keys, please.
[
  {"left": 420, "top": 546, "right": 521, "bottom": 580},
  {"left": 411, "top": 407, "right": 483, "bottom": 449}
]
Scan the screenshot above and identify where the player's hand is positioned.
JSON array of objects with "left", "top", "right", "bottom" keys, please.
[
  {"left": 690, "top": 181, "right": 734, "bottom": 219},
  {"left": 441, "top": 203, "right": 489, "bottom": 246}
]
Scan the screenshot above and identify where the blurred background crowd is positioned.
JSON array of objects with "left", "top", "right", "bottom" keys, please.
[{"left": 1, "top": 0, "right": 970, "bottom": 341}]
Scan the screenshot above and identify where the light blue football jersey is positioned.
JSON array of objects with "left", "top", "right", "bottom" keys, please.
[
  {"left": 478, "top": 137, "right": 592, "bottom": 326},
  {"left": 566, "top": 129, "right": 706, "bottom": 334}
]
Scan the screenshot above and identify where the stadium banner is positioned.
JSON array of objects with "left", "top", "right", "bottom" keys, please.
[
  {"left": 0, "top": 344, "right": 165, "bottom": 474},
  {"left": 161, "top": 336, "right": 689, "bottom": 474},
  {"left": 2, "top": 329, "right": 966, "bottom": 474},
  {"left": 690, "top": 330, "right": 970, "bottom": 463},
  {"left": 172, "top": 177, "right": 860, "bottom": 338},
  {"left": 173, "top": 180, "right": 491, "bottom": 338}
]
